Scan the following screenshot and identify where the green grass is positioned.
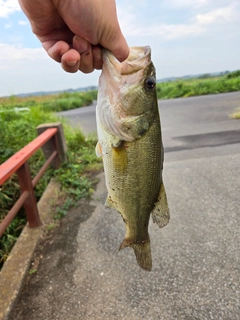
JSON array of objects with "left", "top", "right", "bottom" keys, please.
[
  {"left": 40, "top": 91, "right": 96, "bottom": 112},
  {"left": 156, "top": 70, "right": 240, "bottom": 100},
  {"left": 0, "top": 105, "right": 101, "bottom": 269},
  {"left": 0, "top": 90, "right": 97, "bottom": 112},
  {"left": 1, "top": 70, "right": 240, "bottom": 111}
]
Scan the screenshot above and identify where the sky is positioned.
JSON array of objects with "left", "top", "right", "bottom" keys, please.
[{"left": 0, "top": 0, "right": 240, "bottom": 97}]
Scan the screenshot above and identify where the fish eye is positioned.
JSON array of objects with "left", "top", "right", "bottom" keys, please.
[{"left": 144, "top": 76, "right": 156, "bottom": 91}]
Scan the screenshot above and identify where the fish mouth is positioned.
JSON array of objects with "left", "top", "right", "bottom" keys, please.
[
  {"left": 97, "top": 46, "right": 154, "bottom": 142},
  {"left": 103, "top": 46, "right": 152, "bottom": 78}
]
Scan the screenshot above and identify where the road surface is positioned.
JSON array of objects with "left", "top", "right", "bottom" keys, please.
[{"left": 10, "top": 92, "right": 240, "bottom": 320}]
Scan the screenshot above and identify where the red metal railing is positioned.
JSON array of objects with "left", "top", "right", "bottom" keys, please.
[{"left": 0, "top": 128, "right": 61, "bottom": 237}]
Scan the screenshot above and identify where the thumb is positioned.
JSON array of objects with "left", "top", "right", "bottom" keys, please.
[
  {"left": 103, "top": 31, "right": 129, "bottom": 62},
  {"left": 99, "top": 23, "right": 129, "bottom": 62}
]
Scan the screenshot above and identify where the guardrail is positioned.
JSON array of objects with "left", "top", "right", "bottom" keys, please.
[{"left": 0, "top": 122, "right": 67, "bottom": 238}]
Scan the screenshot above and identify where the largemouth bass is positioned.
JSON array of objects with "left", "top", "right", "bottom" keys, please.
[{"left": 96, "top": 46, "right": 170, "bottom": 271}]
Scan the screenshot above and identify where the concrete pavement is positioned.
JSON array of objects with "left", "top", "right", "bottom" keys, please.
[
  {"left": 9, "top": 150, "right": 240, "bottom": 320},
  {"left": 6, "top": 93, "right": 240, "bottom": 319}
]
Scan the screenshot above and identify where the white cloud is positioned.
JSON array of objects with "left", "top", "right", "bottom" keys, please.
[
  {"left": 118, "top": 5, "right": 204, "bottom": 41},
  {"left": 164, "top": 0, "right": 209, "bottom": 9},
  {"left": 18, "top": 20, "right": 28, "bottom": 26},
  {"left": 0, "top": 0, "right": 20, "bottom": 18},
  {"left": 117, "top": 9, "right": 136, "bottom": 32},
  {"left": 195, "top": 2, "right": 240, "bottom": 25},
  {"left": 0, "top": 42, "right": 100, "bottom": 96},
  {"left": 0, "top": 43, "right": 47, "bottom": 70},
  {"left": 4, "top": 23, "right": 11, "bottom": 28},
  {"left": 117, "top": 1, "right": 208, "bottom": 41},
  {"left": 161, "top": 24, "right": 206, "bottom": 40},
  {"left": 125, "top": 23, "right": 206, "bottom": 40},
  {"left": 0, "top": 0, "right": 239, "bottom": 96},
  {"left": 118, "top": 1, "right": 240, "bottom": 42}
]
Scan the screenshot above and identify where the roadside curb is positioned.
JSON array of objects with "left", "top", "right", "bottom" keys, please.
[{"left": 0, "top": 179, "right": 61, "bottom": 320}]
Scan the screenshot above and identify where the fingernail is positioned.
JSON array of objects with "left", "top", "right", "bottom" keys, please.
[{"left": 67, "top": 60, "right": 78, "bottom": 66}]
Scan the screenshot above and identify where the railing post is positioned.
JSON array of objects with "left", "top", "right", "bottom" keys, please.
[
  {"left": 36, "top": 122, "right": 67, "bottom": 169},
  {"left": 16, "top": 162, "right": 42, "bottom": 228},
  {"left": 50, "top": 133, "right": 61, "bottom": 169}
]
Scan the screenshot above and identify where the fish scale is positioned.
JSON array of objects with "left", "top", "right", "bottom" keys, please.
[{"left": 96, "top": 46, "right": 170, "bottom": 271}]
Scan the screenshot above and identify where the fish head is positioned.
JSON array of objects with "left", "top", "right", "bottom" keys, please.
[{"left": 97, "top": 46, "right": 158, "bottom": 141}]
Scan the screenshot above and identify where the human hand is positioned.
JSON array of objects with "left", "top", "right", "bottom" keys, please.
[{"left": 18, "top": 0, "right": 129, "bottom": 73}]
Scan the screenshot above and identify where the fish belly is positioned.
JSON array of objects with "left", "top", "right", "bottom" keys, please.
[{"left": 98, "top": 116, "right": 163, "bottom": 271}]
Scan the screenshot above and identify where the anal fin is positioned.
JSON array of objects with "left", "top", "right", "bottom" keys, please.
[{"left": 152, "top": 182, "right": 170, "bottom": 228}]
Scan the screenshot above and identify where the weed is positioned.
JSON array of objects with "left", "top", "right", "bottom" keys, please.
[
  {"left": 29, "top": 268, "right": 38, "bottom": 275},
  {"left": 0, "top": 217, "right": 25, "bottom": 266},
  {"left": 54, "top": 197, "right": 75, "bottom": 219},
  {"left": 46, "top": 223, "right": 57, "bottom": 232},
  {"left": 229, "top": 109, "right": 240, "bottom": 119}
]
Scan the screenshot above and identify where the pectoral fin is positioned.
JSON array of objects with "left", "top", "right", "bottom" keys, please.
[
  {"left": 112, "top": 141, "right": 127, "bottom": 173},
  {"left": 152, "top": 182, "right": 170, "bottom": 228},
  {"left": 95, "top": 141, "right": 102, "bottom": 158}
]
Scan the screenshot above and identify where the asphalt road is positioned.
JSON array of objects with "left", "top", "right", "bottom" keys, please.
[
  {"left": 10, "top": 93, "right": 240, "bottom": 320},
  {"left": 57, "top": 102, "right": 98, "bottom": 136}
]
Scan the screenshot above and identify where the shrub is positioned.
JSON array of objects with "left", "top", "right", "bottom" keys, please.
[{"left": 226, "top": 70, "right": 240, "bottom": 79}]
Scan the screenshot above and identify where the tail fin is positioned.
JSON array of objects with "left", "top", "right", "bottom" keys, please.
[{"left": 119, "top": 238, "right": 152, "bottom": 271}]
